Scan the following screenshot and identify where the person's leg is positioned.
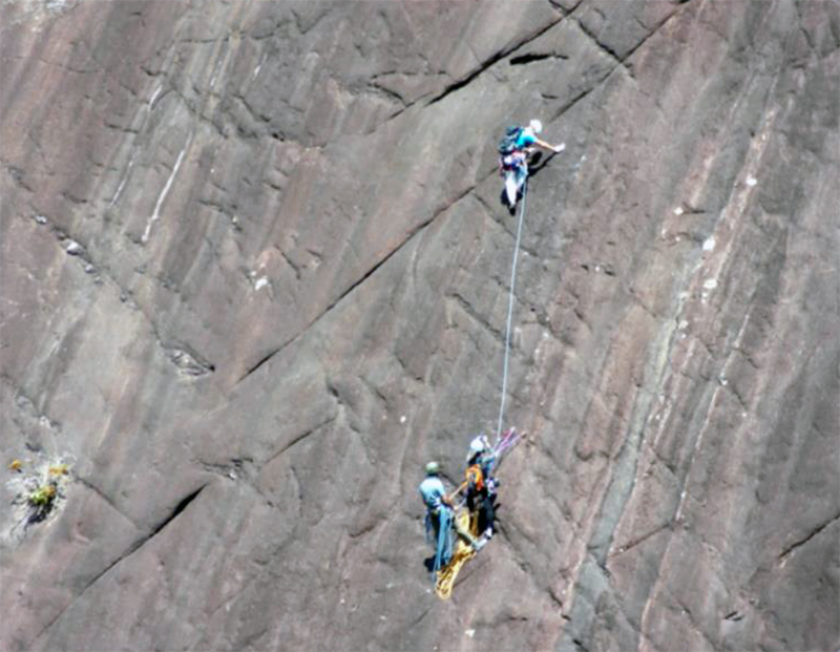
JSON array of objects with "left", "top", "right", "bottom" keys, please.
[
  {"left": 466, "top": 488, "right": 476, "bottom": 514},
  {"left": 516, "top": 163, "right": 528, "bottom": 197},
  {"left": 482, "top": 489, "right": 495, "bottom": 533},
  {"left": 505, "top": 172, "right": 518, "bottom": 207},
  {"left": 453, "top": 520, "right": 480, "bottom": 548}
]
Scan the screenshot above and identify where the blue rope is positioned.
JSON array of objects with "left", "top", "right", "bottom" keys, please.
[
  {"left": 424, "top": 513, "right": 434, "bottom": 545},
  {"left": 433, "top": 507, "right": 453, "bottom": 573},
  {"left": 496, "top": 183, "right": 528, "bottom": 439}
]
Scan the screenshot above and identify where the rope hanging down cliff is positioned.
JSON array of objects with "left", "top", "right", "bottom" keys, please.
[
  {"left": 495, "top": 120, "right": 564, "bottom": 439},
  {"left": 419, "top": 123, "right": 564, "bottom": 602},
  {"left": 496, "top": 189, "right": 527, "bottom": 439}
]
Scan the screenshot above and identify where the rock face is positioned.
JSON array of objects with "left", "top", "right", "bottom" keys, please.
[{"left": 2, "top": 0, "right": 838, "bottom": 650}]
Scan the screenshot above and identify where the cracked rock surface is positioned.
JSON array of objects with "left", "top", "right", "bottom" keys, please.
[{"left": 1, "top": 1, "right": 838, "bottom": 650}]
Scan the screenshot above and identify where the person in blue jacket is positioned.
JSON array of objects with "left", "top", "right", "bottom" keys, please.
[
  {"left": 419, "top": 461, "right": 482, "bottom": 573},
  {"left": 419, "top": 461, "right": 454, "bottom": 571}
]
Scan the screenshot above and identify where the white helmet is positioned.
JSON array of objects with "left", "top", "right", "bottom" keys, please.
[
  {"left": 467, "top": 435, "right": 488, "bottom": 462},
  {"left": 529, "top": 119, "right": 543, "bottom": 134}
]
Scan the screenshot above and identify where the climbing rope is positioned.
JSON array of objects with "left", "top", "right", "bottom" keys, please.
[
  {"left": 433, "top": 506, "right": 453, "bottom": 575},
  {"left": 432, "top": 183, "right": 532, "bottom": 599},
  {"left": 496, "top": 185, "right": 528, "bottom": 439}
]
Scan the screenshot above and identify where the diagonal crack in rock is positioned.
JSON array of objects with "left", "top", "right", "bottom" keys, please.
[{"left": 31, "top": 484, "right": 208, "bottom": 646}]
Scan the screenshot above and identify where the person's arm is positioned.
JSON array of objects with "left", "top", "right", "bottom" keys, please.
[
  {"left": 445, "top": 481, "right": 468, "bottom": 503},
  {"left": 533, "top": 137, "right": 565, "bottom": 153}
]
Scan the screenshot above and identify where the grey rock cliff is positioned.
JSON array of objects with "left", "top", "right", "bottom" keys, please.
[{"left": 1, "top": 1, "right": 838, "bottom": 650}]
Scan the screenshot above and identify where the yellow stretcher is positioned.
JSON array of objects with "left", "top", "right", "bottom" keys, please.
[{"left": 434, "top": 507, "right": 479, "bottom": 600}]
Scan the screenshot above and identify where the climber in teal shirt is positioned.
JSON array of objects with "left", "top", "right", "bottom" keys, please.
[{"left": 499, "top": 119, "right": 565, "bottom": 210}]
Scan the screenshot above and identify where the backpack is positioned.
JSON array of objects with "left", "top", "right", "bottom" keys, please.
[{"left": 498, "top": 126, "right": 523, "bottom": 156}]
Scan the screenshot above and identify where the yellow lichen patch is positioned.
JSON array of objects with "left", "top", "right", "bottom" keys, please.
[
  {"left": 48, "top": 463, "right": 69, "bottom": 476},
  {"left": 9, "top": 459, "right": 23, "bottom": 472}
]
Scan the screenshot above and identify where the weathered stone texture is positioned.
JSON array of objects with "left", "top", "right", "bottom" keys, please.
[{"left": 1, "top": 1, "right": 838, "bottom": 650}]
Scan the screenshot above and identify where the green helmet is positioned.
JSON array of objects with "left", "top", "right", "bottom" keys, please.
[{"left": 425, "top": 461, "right": 440, "bottom": 476}]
